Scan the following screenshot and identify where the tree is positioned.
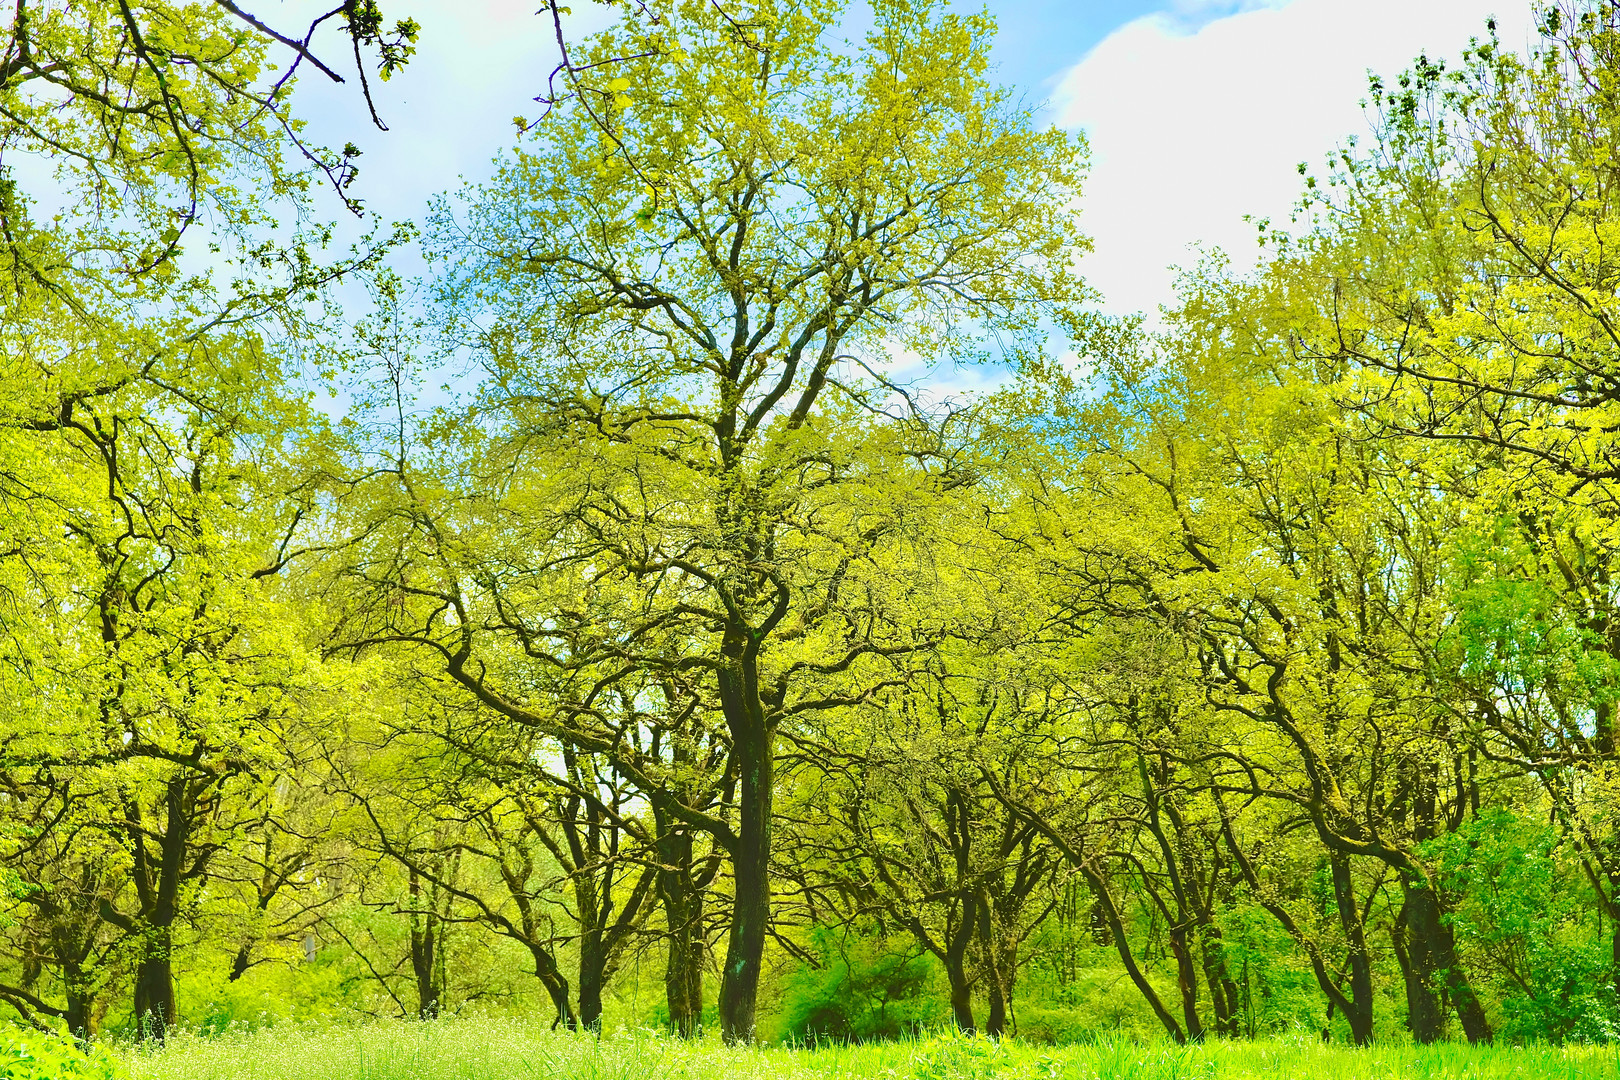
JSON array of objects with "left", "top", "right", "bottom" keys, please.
[
  {"left": 334, "top": 0, "right": 1087, "bottom": 1043},
  {"left": 791, "top": 624, "right": 1068, "bottom": 1039},
  {"left": 1296, "top": 0, "right": 1620, "bottom": 1013},
  {"left": 0, "top": 301, "right": 353, "bottom": 1038}
]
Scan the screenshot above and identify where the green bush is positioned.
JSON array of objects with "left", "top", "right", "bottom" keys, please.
[
  {"left": 1429, "top": 810, "right": 1620, "bottom": 1043},
  {"left": 779, "top": 925, "right": 946, "bottom": 1043},
  {"left": 1, "top": 1026, "right": 123, "bottom": 1080},
  {"left": 909, "top": 1030, "right": 1011, "bottom": 1080}
]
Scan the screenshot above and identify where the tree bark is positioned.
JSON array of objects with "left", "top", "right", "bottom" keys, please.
[
  {"left": 1329, "top": 852, "right": 1375, "bottom": 1045},
  {"left": 1400, "top": 758, "right": 1492, "bottom": 1045},
  {"left": 1400, "top": 875, "right": 1492, "bottom": 1043},
  {"left": 658, "top": 827, "right": 706, "bottom": 1037},
  {"left": 716, "top": 644, "right": 773, "bottom": 1044},
  {"left": 577, "top": 920, "right": 606, "bottom": 1031},
  {"left": 1166, "top": 925, "right": 1205, "bottom": 1043},
  {"left": 131, "top": 930, "right": 175, "bottom": 1040},
  {"left": 407, "top": 868, "right": 447, "bottom": 1020},
  {"left": 1394, "top": 895, "right": 1441, "bottom": 1042},
  {"left": 977, "top": 891, "right": 1010, "bottom": 1039},
  {"left": 62, "top": 959, "right": 93, "bottom": 1042},
  {"left": 1199, "top": 933, "right": 1240, "bottom": 1039},
  {"left": 1080, "top": 862, "right": 1185, "bottom": 1044}
]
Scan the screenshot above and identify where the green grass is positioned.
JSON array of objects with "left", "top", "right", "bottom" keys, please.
[{"left": 107, "top": 1020, "right": 1620, "bottom": 1080}]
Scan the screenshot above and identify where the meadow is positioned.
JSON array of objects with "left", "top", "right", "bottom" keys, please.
[{"left": 102, "top": 1021, "right": 1620, "bottom": 1080}]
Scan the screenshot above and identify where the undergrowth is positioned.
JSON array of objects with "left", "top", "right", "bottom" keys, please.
[{"left": 88, "top": 1020, "right": 1620, "bottom": 1080}]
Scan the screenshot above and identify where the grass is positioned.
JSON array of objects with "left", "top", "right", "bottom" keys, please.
[{"left": 107, "top": 1019, "right": 1620, "bottom": 1080}]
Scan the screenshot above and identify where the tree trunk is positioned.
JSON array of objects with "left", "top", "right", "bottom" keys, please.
[
  {"left": 716, "top": 648, "right": 772, "bottom": 1045},
  {"left": 577, "top": 922, "right": 605, "bottom": 1031},
  {"left": 1166, "top": 927, "right": 1205, "bottom": 1043},
  {"left": 1401, "top": 757, "right": 1492, "bottom": 1045},
  {"left": 229, "top": 943, "right": 252, "bottom": 982},
  {"left": 978, "top": 897, "right": 1008, "bottom": 1039},
  {"left": 1199, "top": 933, "right": 1240, "bottom": 1038},
  {"left": 62, "top": 959, "right": 93, "bottom": 1042},
  {"left": 1402, "top": 877, "right": 1491, "bottom": 1043},
  {"left": 408, "top": 869, "right": 445, "bottom": 1020},
  {"left": 664, "top": 907, "right": 705, "bottom": 1038},
  {"left": 1329, "top": 852, "right": 1375, "bottom": 1045},
  {"left": 131, "top": 929, "right": 175, "bottom": 1040},
  {"left": 658, "top": 828, "right": 706, "bottom": 1038},
  {"left": 945, "top": 958, "right": 975, "bottom": 1034},
  {"left": 1080, "top": 862, "right": 1185, "bottom": 1044},
  {"left": 930, "top": 890, "right": 977, "bottom": 1033},
  {"left": 984, "top": 976, "right": 1007, "bottom": 1039},
  {"left": 1396, "top": 892, "right": 1443, "bottom": 1043}
]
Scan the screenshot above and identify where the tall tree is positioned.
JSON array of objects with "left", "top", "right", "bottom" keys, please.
[{"left": 334, "top": 0, "right": 1087, "bottom": 1042}]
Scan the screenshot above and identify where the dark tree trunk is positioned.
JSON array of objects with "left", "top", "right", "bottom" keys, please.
[
  {"left": 716, "top": 646, "right": 773, "bottom": 1044},
  {"left": 1166, "top": 927, "right": 1205, "bottom": 1043},
  {"left": 1199, "top": 933, "right": 1240, "bottom": 1038},
  {"left": 978, "top": 895, "right": 1009, "bottom": 1039},
  {"left": 664, "top": 907, "right": 705, "bottom": 1038},
  {"left": 984, "top": 978, "right": 1007, "bottom": 1039},
  {"left": 1401, "top": 877, "right": 1492, "bottom": 1043},
  {"left": 577, "top": 922, "right": 606, "bottom": 1031},
  {"left": 658, "top": 828, "right": 706, "bottom": 1038},
  {"left": 522, "top": 941, "right": 578, "bottom": 1030},
  {"left": 945, "top": 953, "right": 976, "bottom": 1034},
  {"left": 407, "top": 870, "right": 444, "bottom": 1020},
  {"left": 62, "top": 959, "right": 93, "bottom": 1042},
  {"left": 1137, "top": 754, "right": 1204, "bottom": 1042},
  {"left": 131, "top": 932, "right": 175, "bottom": 1040},
  {"left": 1080, "top": 862, "right": 1185, "bottom": 1044},
  {"left": 541, "top": 965, "right": 578, "bottom": 1030},
  {"left": 1401, "top": 758, "right": 1492, "bottom": 1045},
  {"left": 229, "top": 944, "right": 251, "bottom": 982},
  {"left": 1329, "top": 852, "right": 1375, "bottom": 1045},
  {"left": 1395, "top": 893, "right": 1442, "bottom": 1043},
  {"left": 925, "top": 882, "right": 977, "bottom": 1034}
]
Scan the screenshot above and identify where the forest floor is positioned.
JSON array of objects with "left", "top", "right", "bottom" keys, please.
[{"left": 109, "top": 1019, "right": 1620, "bottom": 1080}]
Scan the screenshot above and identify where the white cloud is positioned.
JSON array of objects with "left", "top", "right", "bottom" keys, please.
[{"left": 1053, "top": 0, "right": 1541, "bottom": 317}]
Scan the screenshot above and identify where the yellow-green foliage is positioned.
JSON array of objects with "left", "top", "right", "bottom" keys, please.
[{"left": 2, "top": 1026, "right": 123, "bottom": 1080}]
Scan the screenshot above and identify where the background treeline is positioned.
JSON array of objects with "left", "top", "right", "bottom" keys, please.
[{"left": 4, "top": 0, "right": 1620, "bottom": 1050}]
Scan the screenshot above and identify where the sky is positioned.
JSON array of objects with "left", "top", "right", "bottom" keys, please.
[{"left": 285, "top": 0, "right": 1541, "bottom": 319}]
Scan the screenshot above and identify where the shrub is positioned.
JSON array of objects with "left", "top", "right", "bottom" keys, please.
[
  {"left": 779, "top": 925, "right": 946, "bottom": 1043},
  {"left": 0, "top": 1026, "right": 123, "bottom": 1080}
]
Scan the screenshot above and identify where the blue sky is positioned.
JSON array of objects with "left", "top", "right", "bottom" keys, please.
[
  {"left": 978, "top": 1, "right": 1269, "bottom": 97},
  {"left": 937, "top": 1, "right": 1171, "bottom": 93},
  {"left": 291, "top": 0, "right": 1532, "bottom": 320}
]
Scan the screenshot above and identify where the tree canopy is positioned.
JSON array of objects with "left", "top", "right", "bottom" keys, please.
[{"left": 6, "top": 0, "right": 1620, "bottom": 1052}]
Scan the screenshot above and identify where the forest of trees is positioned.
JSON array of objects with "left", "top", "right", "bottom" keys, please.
[{"left": 6, "top": 0, "right": 1620, "bottom": 1051}]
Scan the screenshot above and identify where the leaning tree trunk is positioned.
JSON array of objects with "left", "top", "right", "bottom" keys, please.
[
  {"left": 1081, "top": 862, "right": 1185, "bottom": 1044},
  {"left": 978, "top": 893, "right": 1008, "bottom": 1039}
]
